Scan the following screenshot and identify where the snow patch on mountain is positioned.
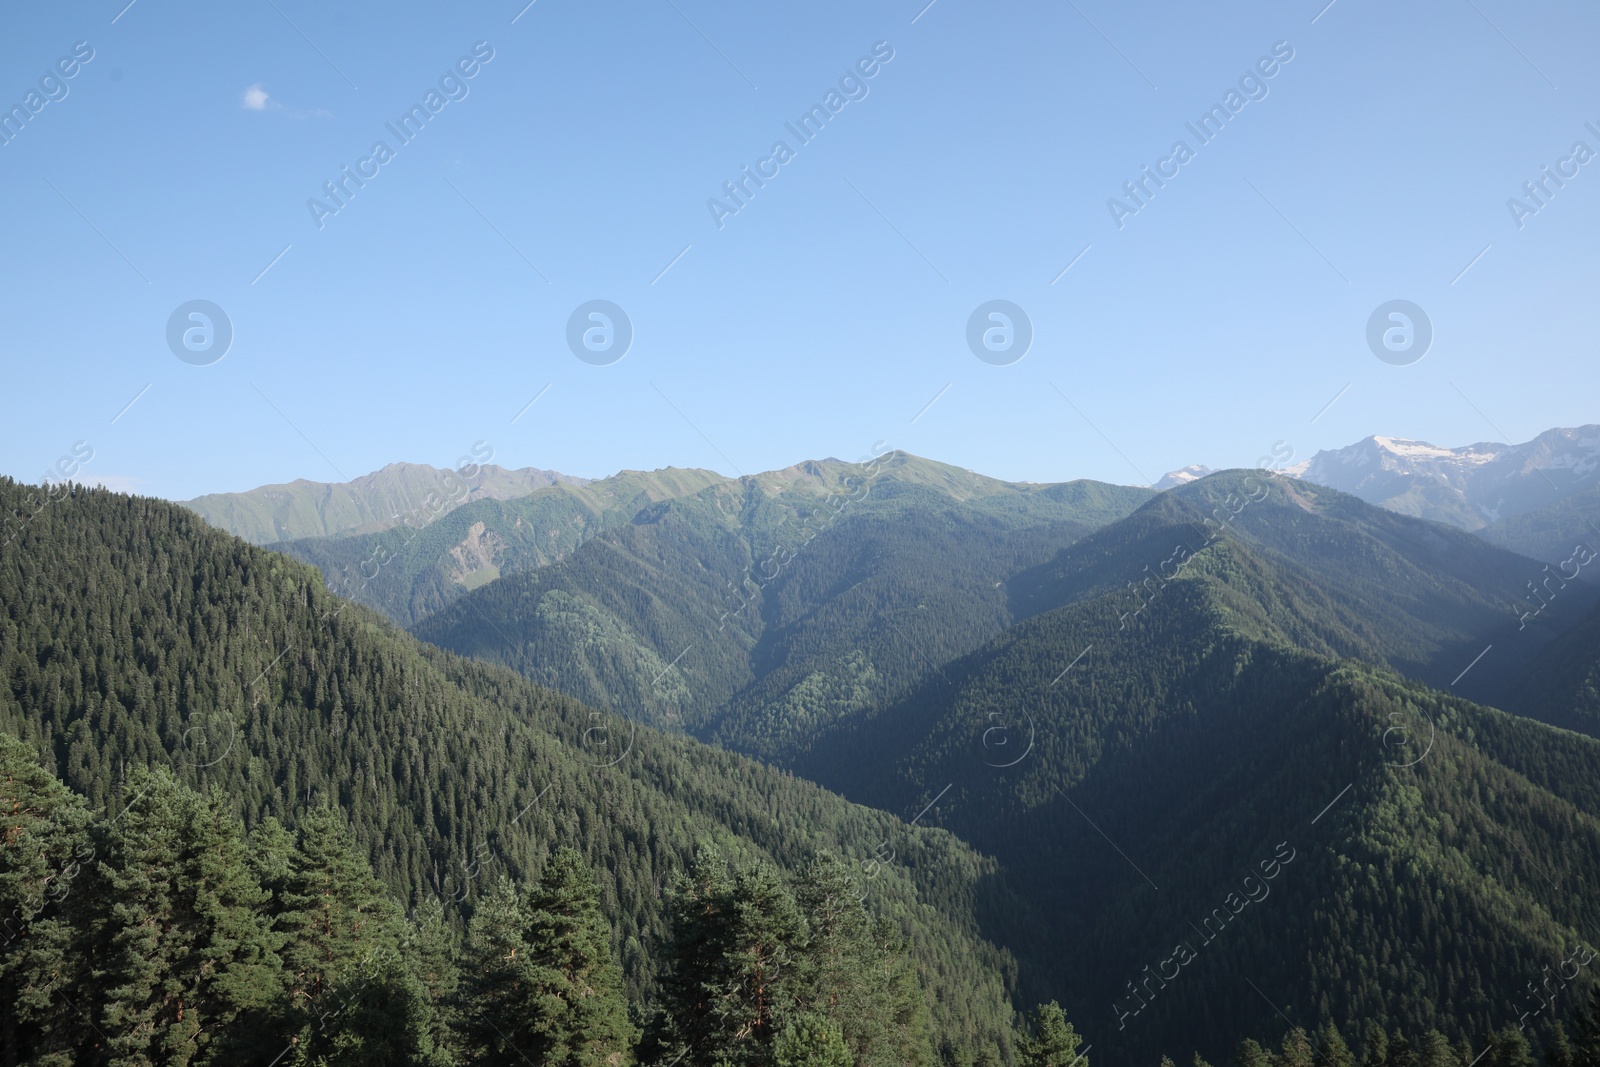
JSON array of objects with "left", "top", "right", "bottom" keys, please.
[
  {"left": 1287, "top": 426, "right": 1600, "bottom": 530},
  {"left": 1153, "top": 465, "right": 1214, "bottom": 491}
]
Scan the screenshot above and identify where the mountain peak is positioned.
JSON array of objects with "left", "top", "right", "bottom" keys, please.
[
  {"left": 1289, "top": 424, "right": 1599, "bottom": 530},
  {"left": 1152, "top": 465, "right": 1213, "bottom": 491}
]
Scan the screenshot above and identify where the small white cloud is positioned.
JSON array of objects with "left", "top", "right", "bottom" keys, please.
[{"left": 240, "top": 82, "right": 331, "bottom": 120}]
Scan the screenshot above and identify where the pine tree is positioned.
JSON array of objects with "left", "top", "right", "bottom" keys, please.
[
  {"left": 89, "top": 768, "right": 281, "bottom": 1067},
  {"left": 795, "top": 853, "right": 917, "bottom": 1067},
  {"left": 1487, "top": 1028, "right": 1536, "bottom": 1067},
  {"left": 1017, "top": 1002, "right": 1086, "bottom": 1067},
  {"left": 1573, "top": 987, "right": 1600, "bottom": 1067},
  {"left": 651, "top": 847, "right": 735, "bottom": 1062},
  {"left": 456, "top": 851, "right": 639, "bottom": 1067},
  {"left": 405, "top": 897, "right": 461, "bottom": 1066},
  {"left": 719, "top": 861, "right": 806, "bottom": 1061},
  {"left": 520, "top": 847, "right": 635, "bottom": 1066},
  {"left": 1319, "top": 1025, "right": 1356, "bottom": 1067},
  {"left": 0, "top": 733, "right": 94, "bottom": 1066},
  {"left": 1420, "top": 1031, "right": 1458, "bottom": 1067},
  {"left": 1390, "top": 1029, "right": 1418, "bottom": 1067},
  {"left": 773, "top": 1012, "right": 853, "bottom": 1067},
  {"left": 274, "top": 806, "right": 417, "bottom": 1067},
  {"left": 246, "top": 817, "right": 296, "bottom": 906},
  {"left": 1361, "top": 1026, "right": 1390, "bottom": 1067},
  {"left": 869, "top": 916, "right": 935, "bottom": 1067},
  {"left": 653, "top": 848, "right": 808, "bottom": 1067},
  {"left": 1274, "top": 1029, "right": 1318, "bottom": 1067},
  {"left": 459, "top": 876, "right": 532, "bottom": 1066},
  {"left": 1239, "top": 1039, "right": 1275, "bottom": 1067},
  {"left": 1546, "top": 1023, "right": 1576, "bottom": 1067}
]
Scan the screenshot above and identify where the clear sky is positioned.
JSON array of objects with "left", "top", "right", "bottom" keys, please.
[{"left": 1, "top": 0, "right": 1596, "bottom": 499}]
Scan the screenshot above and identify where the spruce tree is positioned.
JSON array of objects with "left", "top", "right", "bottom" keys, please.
[
  {"left": 794, "top": 854, "right": 877, "bottom": 1062},
  {"left": 520, "top": 847, "right": 635, "bottom": 1066},
  {"left": 1420, "top": 1031, "right": 1458, "bottom": 1067},
  {"left": 1573, "top": 987, "right": 1600, "bottom": 1067},
  {"left": 274, "top": 806, "right": 417, "bottom": 1067},
  {"left": 1239, "top": 1039, "right": 1275, "bottom": 1067},
  {"left": 89, "top": 768, "right": 281, "bottom": 1067},
  {"left": 0, "top": 733, "right": 94, "bottom": 1066},
  {"left": 1546, "top": 1023, "right": 1576, "bottom": 1067},
  {"left": 1490, "top": 1027, "right": 1536, "bottom": 1067},
  {"left": 1017, "top": 1002, "right": 1086, "bottom": 1067},
  {"left": 1275, "top": 1029, "right": 1318, "bottom": 1067},
  {"left": 1390, "top": 1030, "right": 1418, "bottom": 1067},
  {"left": 405, "top": 896, "right": 462, "bottom": 1066},
  {"left": 719, "top": 861, "right": 806, "bottom": 1061},
  {"left": 651, "top": 846, "right": 736, "bottom": 1062},
  {"left": 773, "top": 1012, "right": 852, "bottom": 1067},
  {"left": 653, "top": 848, "right": 808, "bottom": 1067},
  {"left": 1320, "top": 1024, "right": 1356, "bottom": 1067},
  {"left": 459, "top": 876, "right": 532, "bottom": 1066}
]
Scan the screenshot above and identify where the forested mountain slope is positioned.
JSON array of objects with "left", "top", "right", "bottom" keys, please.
[
  {"left": 296, "top": 451, "right": 1150, "bottom": 632},
  {"left": 277, "top": 465, "right": 732, "bottom": 625},
  {"left": 0, "top": 477, "right": 1026, "bottom": 1056},
  {"left": 1477, "top": 482, "right": 1600, "bottom": 567},
  {"left": 794, "top": 519, "right": 1600, "bottom": 1066},
  {"left": 1501, "top": 595, "right": 1600, "bottom": 737},
  {"left": 410, "top": 456, "right": 1152, "bottom": 739},
  {"left": 1001, "top": 471, "right": 1597, "bottom": 705}
]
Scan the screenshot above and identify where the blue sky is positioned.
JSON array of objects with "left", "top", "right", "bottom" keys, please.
[{"left": 1, "top": 0, "right": 1596, "bottom": 499}]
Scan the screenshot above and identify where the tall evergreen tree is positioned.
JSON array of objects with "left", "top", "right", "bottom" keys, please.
[
  {"left": 1017, "top": 1002, "right": 1086, "bottom": 1067},
  {"left": 459, "top": 876, "right": 533, "bottom": 1066},
  {"left": 404, "top": 897, "right": 461, "bottom": 1067},
  {"left": 1545, "top": 1023, "right": 1576, "bottom": 1067},
  {"left": 1487, "top": 1027, "right": 1536, "bottom": 1067},
  {"left": 1420, "top": 1031, "right": 1459, "bottom": 1067},
  {"left": 650, "top": 846, "right": 735, "bottom": 1063},
  {"left": 89, "top": 769, "right": 282, "bottom": 1067},
  {"left": 773, "top": 1013, "right": 853, "bottom": 1067},
  {"left": 1570, "top": 990, "right": 1600, "bottom": 1067},
  {"left": 459, "top": 851, "right": 637, "bottom": 1067},
  {"left": 274, "top": 806, "right": 419, "bottom": 1067},
  {"left": 1319, "top": 1023, "right": 1357, "bottom": 1067},
  {"left": 0, "top": 733, "right": 93, "bottom": 1067},
  {"left": 794, "top": 854, "right": 919, "bottom": 1067},
  {"left": 653, "top": 848, "right": 810, "bottom": 1067},
  {"left": 520, "top": 847, "right": 634, "bottom": 1066}
]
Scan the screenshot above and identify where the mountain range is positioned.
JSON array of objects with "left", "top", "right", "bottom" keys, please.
[
  {"left": 1280, "top": 426, "right": 1600, "bottom": 534},
  {"left": 5, "top": 424, "right": 1600, "bottom": 1065},
  {"left": 181, "top": 459, "right": 587, "bottom": 545}
]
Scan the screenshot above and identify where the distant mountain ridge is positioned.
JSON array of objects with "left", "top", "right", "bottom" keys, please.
[
  {"left": 408, "top": 454, "right": 1156, "bottom": 733},
  {"left": 181, "top": 460, "right": 588, "bottom": 544},
  {"left": 1152, "top": 465, "right": 1213, "bottom": 490},
  {"left": 1285, "top": 425, "right": 1600, "bottom": 530}
]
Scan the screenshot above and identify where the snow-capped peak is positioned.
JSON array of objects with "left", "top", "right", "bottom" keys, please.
[{"left": 1152, "top": 465, "right": 1213, "bottom": 491}]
